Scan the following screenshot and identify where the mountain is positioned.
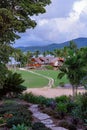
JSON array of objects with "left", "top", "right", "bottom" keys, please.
[{"left": 16, "top": 38, "right": 87, "bottom": 52}]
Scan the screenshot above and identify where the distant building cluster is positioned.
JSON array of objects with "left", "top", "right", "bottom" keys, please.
[{"left": 27, "top": 57, "right": 64, "bottom": 69}]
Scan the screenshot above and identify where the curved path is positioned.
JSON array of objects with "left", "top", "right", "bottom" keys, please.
[
  {"left": 29, "top": 104, "right": 67, "bottom": 130},
  {"left": 20, "top": 68, "right": 54, "bottom": 88},
  {"left": 20, "top": 68, "right": 86, "bottom": 98}
]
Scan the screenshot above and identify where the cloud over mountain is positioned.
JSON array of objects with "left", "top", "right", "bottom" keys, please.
[{"left": 15, "top": 0, "right": 87, "bottom": 47}]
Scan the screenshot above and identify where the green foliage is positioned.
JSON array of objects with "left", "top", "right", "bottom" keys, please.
[
  {"left": 10, "top": 124, "right": 28, "bottom": 130},
  {"left": 56, "top": 102, "right": 67, "bottom": 119},
  {"left": 0, "top": 103, "right": 32, "bottom": 128},
  {"left": 56, "top": 102, "right": 67, "bottom": 113},
  {"left": 71, "top": 93, "right": 87, "bottom": 122},
  {"left": 58, "top": 120, "right": 77, "bottom": 130},
  {"left": 21, "top": 92, "right": 53, "bottom": 106},
  {"left": 0, "top": 117, "right": 6, "bottom": 124},
  {"left": 32, "top": 122, "right": 51, "bottom": 130},
  {"left": 58, "top": 41, "right": 87, "bottom": 97},
  {"left": 58, "top": 121, "right": 69, "bottom": 129},
  {"left": 68, "top": 124, "right": 77, "bottom": 130},
  {"left": 0, "top": 0, "right": 51, "bottom": 92},
  {"left": 0, "top": 71, "right": 26, "bottom": 97},
  {"left": 45, "top": 65, "right": 53, "bottom": 70},
  {"left": 0, "top": 63, "right": 8, "bottom": 89},
  {"left": 0, "top": 0, "right": 51, "bottom": 45},
  {"left": 66, "top": 100, "right": 76, "bottom": 113},
  {"left": 55, "top": 95, "right": 69, "bottom": 103}
]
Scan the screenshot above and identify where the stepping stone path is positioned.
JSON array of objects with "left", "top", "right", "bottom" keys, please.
[{"left": 29, "top": 104, "right": 68, "bottom": 130}]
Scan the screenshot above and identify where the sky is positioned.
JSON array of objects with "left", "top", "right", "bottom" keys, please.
[{"left": 15, "top": 0, "right": 87, "bottom": 47}]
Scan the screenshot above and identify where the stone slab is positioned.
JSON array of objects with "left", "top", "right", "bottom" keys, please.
[
  {"left": 45, "top": 124, "right": 55, "bottom": 128},
  {"left": 51, "top": 127, "right": 68, "bottom": 130},
  {"left": 33, "top": 112, "right": 50, "bottom": 120},
  {"left": 41, "top": 119, "right": 53, "bottom": 125}
]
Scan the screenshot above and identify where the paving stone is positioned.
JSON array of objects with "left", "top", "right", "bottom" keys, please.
[
  {"left": 29, "top": 105, "right": 38, "bottom": 112},
  {"left": 41, "top": 119, "right": 53, "bottom": 125},
  {"left": 29, "top": 105, "right": 68, "bottom": 130},
  {"left": 33, "top": 112, "right": 50, "bottom": 120},
  {"left": 51, "top": 127, "right": 68, "bottom": 130},
  {"left": 45, "top": 124, "right": 55, "bottom": 128}
]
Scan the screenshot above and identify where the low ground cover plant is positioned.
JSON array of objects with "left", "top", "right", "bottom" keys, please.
[
  {"left": 32, "top": 122, "right": 51, "bottom": 130},
  {"left": 21, "top": 92, "right": 87, "bottom": 130},
  {"left": 0, "top": 100, "right": 32, "bottom": 128},
  {"left": 21, "top": 92, "right": 54, "bottom": 106},
  {"left": 10, "top": 124, "right": 29, "bottom": 130}
]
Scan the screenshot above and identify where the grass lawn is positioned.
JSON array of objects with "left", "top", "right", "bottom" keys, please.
[
  {"left": 34, "top": 70, "right": 69, "bottom": 87},
  {"left": 12, "top": 69, "right": 49, "bottom": 88}
]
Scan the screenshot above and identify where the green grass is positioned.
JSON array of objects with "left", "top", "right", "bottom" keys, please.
[
  {"left": 12, "top": 69, "right": 49, "bottom": 88},
  {"left": 34, "top": 70, "right": 69, "bottom": 87}
]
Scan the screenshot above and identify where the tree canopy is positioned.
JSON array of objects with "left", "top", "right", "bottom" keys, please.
[
  {"left": 0, "top": 0, "right": 51, "bottom": 44},
  {"left": 58, "top": 41, "right": 87, "bottom": 97},
  {"left": 0, "top": 0, "right": 51, "bottom": 90}
]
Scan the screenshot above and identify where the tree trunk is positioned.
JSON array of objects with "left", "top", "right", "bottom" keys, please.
[
  {"left": 75, "top": 85, "right": 78, "bottom": 96},
  {"left": 72, "top": 85, "right": 75, "bottom": 99}
]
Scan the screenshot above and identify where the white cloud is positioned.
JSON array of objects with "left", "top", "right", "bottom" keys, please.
[
  {"left": 32, "top": 0, "right": 87, "bottom": 43},
  {"left": 15, "top": 0, "right": 87, "bottom": 46},
  {"left": 69, "top": 0, "right": 87, "bottom": 21}
]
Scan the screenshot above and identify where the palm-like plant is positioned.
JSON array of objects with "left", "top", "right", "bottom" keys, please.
[
  {"left": 0, "top": 71, "right": 26, "bottom": 97},
  {"left": 58, "top": 41, "right": 87, "bottom": 97},
  {"left": 34, "top": 50, "right": 40, "bottom": 58}
]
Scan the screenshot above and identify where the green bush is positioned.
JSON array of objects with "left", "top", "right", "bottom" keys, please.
[
  {"left": 0, "top": 103, "right": 32, "bottom": 128},
  {"left": 10, "top": 124, "right": 28, "bottom": 130},
  {"left": 71, "top": 93, "right": 87, "bottom": 122},
  {"left": 21, "top": 93, "right": 54, "bottom": 106},
  {"left": 0, "top": 63, "right": 9, "bottom": 90},
  {"left": 0, "top": 71, "right": 26, "bottom": 97},
  {"left": 45, "top": 65, "right": 53, "bottom": 70},
  {"left": 68, "top": 124, "right": 77, "bottom": 130},
  {"left": 67, "top": 101, "right": 77, "bottom": 113},
  {"left": 58, "top": 121, "right": 69, "bottom": 129},
  {"left": 32, "top": 122, "right": 51, "bottom": 130},
  {"left": 55, "top": 95, "right": 69, "bottom": 103},
  {"left": 56, "top": 102, "right": 67, "bottom": 118}
]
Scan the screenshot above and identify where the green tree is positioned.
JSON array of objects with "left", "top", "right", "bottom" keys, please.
[
  {"left": 25, "top": 51, "right": 33, "bottom": 65},
  {"left": 58, "top": 41, "right": 87, "bottom": 97},
  {"left": 34, "top": 50, "right": 40, "bottom": 58},
  {"left": 0, "top": 0, "right": 51, "bottom": 45},
  {"left": 0, "top": 0, "right": 51, "bottom": 89}
]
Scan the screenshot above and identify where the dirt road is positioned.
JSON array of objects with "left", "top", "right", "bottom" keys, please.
[{"left": 24, "top": 87, "right": 86, "bottom": 98}]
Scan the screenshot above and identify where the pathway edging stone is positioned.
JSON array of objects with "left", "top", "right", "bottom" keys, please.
[{"left": 29, "top": 104, "right": 68, "bottom": 130}]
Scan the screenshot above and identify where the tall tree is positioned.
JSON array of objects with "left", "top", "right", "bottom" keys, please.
[
  {"left": 34, "top": 50, "right": 40, "bottom": 58},
  {"left": 0, "top": 0, "right": 51, "bottom": 89},
  {"left": 58, "top": 41, "right": 87, "bottom": 97},
  {"left": 25, "top": 51, "right": 33, "bottom": 65},
  {"left": 0, "top": 0, "right": 51, "bottom": 45}
]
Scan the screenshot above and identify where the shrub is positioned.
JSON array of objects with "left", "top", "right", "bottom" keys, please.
[
  {"left": 21, "top": 93, "right": 54, "bottom": 106},
  {"left": 0, "top": 71, "right": 26, "bottom": 97},
  {"left": 71, "top": 93, "right": 87, "bottom": 122},
  {"left": 59, "top": 82, "right": 64, "bottom": 87},
  {"left": 0, "top": 103, "right": 32, "bottom": 128},
  {"left": 58, "top": 121, "right": 69, "bottom": 129},
  {"left": 32, "top": 122, "right": 51, "bottom": 130},
  {"left": 67, "top": 100, "right": 77, "bottom": 113},
  {"left": 55, "top": 95, "right": 69, "bottom": 103},
  {"left": 45, "top": 65, "right": 53, "bottom": 70},
  {"left": 0, "top": 63, "right": 8, "bottom": 91},
  {"left": 56, "top": 102, "right": 67, "bottom": 118},
  {"left": 10, "top": 124, "right": 28, "bottom": 130},
  {"left": 68, "top": 124, "right": 77, "bottom": 130}
]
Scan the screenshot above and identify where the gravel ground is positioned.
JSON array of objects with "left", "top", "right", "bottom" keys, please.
[{"left": 24, "top": 87, "right": 86, "bottom": 98}]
